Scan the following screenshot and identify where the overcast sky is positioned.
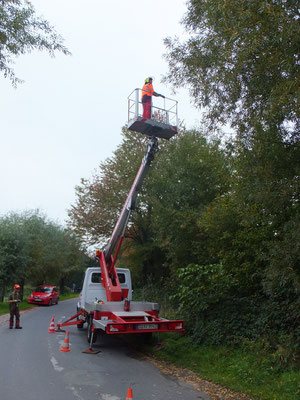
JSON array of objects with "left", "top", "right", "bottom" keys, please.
[{"left": 0, "top": 0, "right": 200, "bottom": 226}]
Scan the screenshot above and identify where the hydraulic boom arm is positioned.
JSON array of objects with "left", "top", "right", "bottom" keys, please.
[
  {"left": 97, "top": 136, "right": 158, "bottom": 301},
  {"left": 104, "top": 136, "right": 158, "bottom": 263}
]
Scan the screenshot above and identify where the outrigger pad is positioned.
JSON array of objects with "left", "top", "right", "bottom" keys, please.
[
  {"left": 128, "top": 117, "right": 177, "bottom": 140},
  {"left": 82, "top": 347, "right": 101, "bottom": 355}
]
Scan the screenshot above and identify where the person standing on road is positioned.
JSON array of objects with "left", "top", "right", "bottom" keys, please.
[
  {"left": 7, "top": 284, "right": 22, "bottom": 329},
  {"left": 141, "top": 77, "right": 165, "bottom": 119}
]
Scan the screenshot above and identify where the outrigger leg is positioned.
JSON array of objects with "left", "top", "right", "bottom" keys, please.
[{"left": 82, "top": 325, "right": 101, "bottom": 355}]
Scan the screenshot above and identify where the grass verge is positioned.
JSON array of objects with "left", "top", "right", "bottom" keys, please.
[{"left": 143, "top": 334, "right": 300, "bottom": 400}]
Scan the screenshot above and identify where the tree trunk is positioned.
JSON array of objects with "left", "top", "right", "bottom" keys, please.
[
  {"left": 142, "top": 260, "right": 152, "bottom": 285},
  {"left": 0, "top": 282, "right": 5, "bottom": 302},
  {"left": 20, "top": 278, "right": 25, "bottom": 301},
  {"left": 60, "top": 277, "right": 65, "bottom": 295}
]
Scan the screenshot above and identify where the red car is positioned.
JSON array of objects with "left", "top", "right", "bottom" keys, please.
[{"left": 28, "top": 285, "right": 59, "bottom": 306}]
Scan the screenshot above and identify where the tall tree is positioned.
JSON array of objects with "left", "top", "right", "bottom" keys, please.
[
  {"left": 68, "top": 128, "right": 148, "bottom": 246},
  {"left": 68, "top": 128, "right": 231, "bottom": 283},
  {"left": 163, "top": 0, "right": 300, "bottom": 350},
  {"left": 0, "top": 0, "right": 70, "bottom": 86},
  {"left": 163, "top": 0, "right": 299, "bottom": 141},
  {"left": 0, "top": 217, "right": 29, "bottom": 299},
  {"left": 0, "top": 210, "right": 85, "bottom": 297},
  {"left": 149, "top": 129, "right": 231, "bottom": 270},
  {"left": 193, "top": 133, "right": 300, "bottom": 348},
  {"left": 68, "top": 128, "right": 161, "bottom": 284}
]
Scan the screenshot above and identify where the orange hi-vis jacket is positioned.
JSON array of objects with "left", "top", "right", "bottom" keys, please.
[{"left": 141, "top": 83, "right": 154, "bottom": 99}]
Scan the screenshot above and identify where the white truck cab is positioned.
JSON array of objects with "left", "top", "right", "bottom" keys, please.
[{"left": 78, "top": 267, "right": 132, "bottom": 310}]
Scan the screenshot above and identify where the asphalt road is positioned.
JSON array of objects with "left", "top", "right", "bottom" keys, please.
[{"left": 0, "top": 298, "right": 210, "bottom": 400}]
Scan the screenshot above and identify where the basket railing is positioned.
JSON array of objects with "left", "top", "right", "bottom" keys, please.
[{"left": 128, "top": 88, "right": 178, "bottom": 127}]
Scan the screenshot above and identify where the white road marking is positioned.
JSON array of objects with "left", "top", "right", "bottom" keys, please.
[
  {"left": 101, "top": 395, "right": 121, "bottom": 400},
  {"left": 50, "top": 356, "right": 64, "bottom": 372},
  {"left": 68, "top": 386, "right": 85, "bottom": 400}
]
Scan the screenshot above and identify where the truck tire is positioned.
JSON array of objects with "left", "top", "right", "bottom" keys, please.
[
  {"left": 76, "top": 308, "right": 84, "bottom": 329},
  {"left": 77, "top": 319, "right": 84, "bottom": 329},
  {"left": 87, "top": 315, "right": 97, "bottom": 343}
]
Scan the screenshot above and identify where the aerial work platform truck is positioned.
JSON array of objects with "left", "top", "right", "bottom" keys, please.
[{"left": 56, "top": 89, "right": 184, "bottom": 343}]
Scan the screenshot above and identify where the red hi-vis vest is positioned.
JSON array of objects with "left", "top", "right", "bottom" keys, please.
[{"left": 141, "top": 83, "right": 154, "bottom": 99}]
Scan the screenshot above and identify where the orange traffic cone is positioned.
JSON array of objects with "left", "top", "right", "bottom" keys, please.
[
  {"left": 48, "top": 316, "right": 56, "bottom": 333},
  {"left": 60, "top": 331, "right": 71, "bottom": 352},
  {"left": 126, "top": 387, "right": 133, "bottom": 400}
]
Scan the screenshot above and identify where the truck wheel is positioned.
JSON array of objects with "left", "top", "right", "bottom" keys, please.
[
  {"left": 76, "top": 308, "right": 84, "bottom": 329},
  {"left": 77, "top": 321, "right": 84, "bottom": 329},
  {"left": 87, "top": 315, "right": 97, "bottom": 343}
]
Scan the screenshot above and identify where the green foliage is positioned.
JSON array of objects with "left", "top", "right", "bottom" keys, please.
[
  {"left": 162, "top": 1, "right": 300, "bottom": 361},
  {"left": 235, "top": 129, "right": 300, "bottom": 287},
  {"left": 132, "top": 279, "right": 180, "bottom": 320},
  {"left": 0, "top": 217, "right": 29, "bottom": 285},
  {"left": 149, "top": 129, "right": 231, "bottom": 269},
  {"left": 177, "top": 124, "right": 299, "bottom": 360},
  {"left": 69, "top": 128, "right": 230, "bottom": 283},
  {"left": 0, "top": 210, "right": 86, "bottom": 298},
  {"left": 163, "top": 0, "right": 299, "bottom": 141},
  {"left": 172, "top": 264, "right": 260, "bottom": 344},
  {"left": 172, "top": 261, "right": 299, "bottom": 365},
  {"left": 68, "top": 128, "right": 147, "bottom": 246},
  {"left": 174, "top": 264, "right": 234, "bottom": 312},
  {"left": 0, "top": 0, "right": 70, "bottom": 86}
]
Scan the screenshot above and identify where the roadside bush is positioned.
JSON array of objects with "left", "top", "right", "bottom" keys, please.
[
  {"left": 133, "top": 283, "right": 179, "bottom": 321},
  {"left": 172, "top": 263, "right": 300, "bottom": 366},
  {"left": 62, "top": 286, "right": 72, "bottom": 294}
]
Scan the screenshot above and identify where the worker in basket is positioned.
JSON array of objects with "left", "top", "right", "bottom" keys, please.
[{"left": 141, "top": 77, "right": 165, "bottom": 119}]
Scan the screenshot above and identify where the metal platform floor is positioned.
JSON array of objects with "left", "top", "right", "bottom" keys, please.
[{"left": 128, "top": 116, "right": 177, "bottom": 140}]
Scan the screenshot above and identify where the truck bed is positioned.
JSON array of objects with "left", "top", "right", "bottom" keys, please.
[{"left": 83, "top": 300, "right": 184, "bottom": 335}]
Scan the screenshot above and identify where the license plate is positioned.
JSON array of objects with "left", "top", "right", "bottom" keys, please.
[
  {"left": 34, "top": 299, "right": 42, "bottom": 301},
  {"left": 136, "top": 324, "right": 158, "bottom": 330}
]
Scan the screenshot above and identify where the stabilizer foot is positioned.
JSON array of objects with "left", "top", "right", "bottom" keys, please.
[{"left": 82, "top": 347, "right": 101, "bottom": 355}]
